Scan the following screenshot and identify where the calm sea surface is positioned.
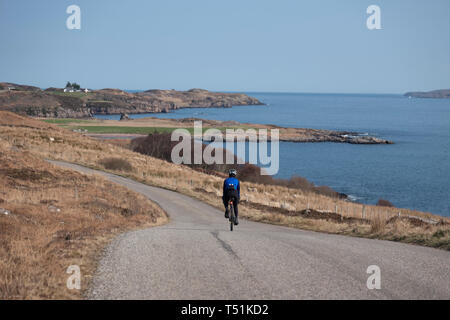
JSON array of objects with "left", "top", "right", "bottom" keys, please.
[{"left": 95, "top": 93, "right": 450, "bottom": 216}]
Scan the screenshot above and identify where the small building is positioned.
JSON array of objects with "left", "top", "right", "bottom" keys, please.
[{"left": 64, "top": 84, "right": 88, "bottom": 93}]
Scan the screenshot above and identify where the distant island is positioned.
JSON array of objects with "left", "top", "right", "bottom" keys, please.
[
  {"left": 404, "top": 89, "right": 450, "bottom": 99},
  {"left": 0, "top": 82, "right": 263, "bottom": 118}
]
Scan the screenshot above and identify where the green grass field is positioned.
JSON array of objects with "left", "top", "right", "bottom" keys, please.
[
  {"left": 72, "top": 126, "right": 190, "bottom": 134},
  {"left": 43, "top": 119, "right": 92, "bottom": 124},
  {"left": 43, "top": 118, "right": 256, "bottom": 135},
  {"left": 68, "top": 126, "right": 248, "bottom": 135}
]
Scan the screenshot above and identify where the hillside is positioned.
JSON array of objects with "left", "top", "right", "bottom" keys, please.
[
  {"left": 0, "top": 128, "right": 167, "bottom": 299},
  {"left": 0, "top": 83, "right": 263, "bottom": 118}
]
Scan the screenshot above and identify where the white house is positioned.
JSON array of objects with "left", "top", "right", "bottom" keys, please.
[{"left": 64, "top": 85, "right": 88, "bottom": 93}]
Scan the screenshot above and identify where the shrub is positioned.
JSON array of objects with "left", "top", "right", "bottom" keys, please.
[
  {"left": 131, "top": 133, "right": 174, "bottom": 162},
  {"left": 377, "top": 198, "right": 394, "bottom": 207},
  {"left": 99, "top": 157, "right": 133, "bottom": 172},
  {"left": 131, "top": 133, "right": 343, "bottom": 198},
  {"left": 287, "top": 176, "right": 315, "bottom": 189}
]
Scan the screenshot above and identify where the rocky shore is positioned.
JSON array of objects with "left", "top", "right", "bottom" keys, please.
[
  {"left": 172, "top": 118, "right": 393, "bottom": 144},
  {"left": 0, "top": 83, "right": 263, "bottom": 118},
  {"left": 200, "top": 127, "right": 393, "bottom": 144}
]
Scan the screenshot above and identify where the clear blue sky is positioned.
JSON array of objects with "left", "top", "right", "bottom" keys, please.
[{"left": 1, "top": 0, "right": 449, "bottom": 93}]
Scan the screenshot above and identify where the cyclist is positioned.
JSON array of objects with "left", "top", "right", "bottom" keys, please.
[{"left": 223, "top": 169, "right": 240, "bottom": 225}]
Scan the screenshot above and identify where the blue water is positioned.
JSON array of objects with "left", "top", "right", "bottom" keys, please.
[{"left": 95, "top": 93, "right": 450, "bottom": 216}]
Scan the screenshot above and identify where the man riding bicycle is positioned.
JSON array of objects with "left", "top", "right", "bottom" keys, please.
[{"left": 223, "top": 169, "right": 240, "bottom": 225}]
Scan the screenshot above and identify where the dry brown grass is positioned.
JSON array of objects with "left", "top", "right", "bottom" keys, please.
[
  {"left": 0, "top": 138, "right": 167, "bottom": 299},
  {"left": 98, "top": 157, "right": 133, "bottom": 172},
  {"left": 1, "top": 111, "right": 449, "bottom": 251},
  {"left": 370, "top": 214, "right": 387, "bottom": 233}
]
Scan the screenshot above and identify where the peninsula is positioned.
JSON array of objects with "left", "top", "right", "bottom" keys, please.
[
  {"left": 0, "top": 82, "right": 263, "bottom": 118},
  {"left": 47, "top": 116, "right": 394, "bottom": 144},
  {"left": 404, "top": 89, "right": 450, "bottom": 99}
]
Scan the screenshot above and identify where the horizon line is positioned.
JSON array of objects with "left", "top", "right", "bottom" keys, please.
[
  {"left": 124, "top": 88, "right": 404, "bottom": 95},
  {"left": 0, "top": 80, "right": 427, "bottom": 96}
]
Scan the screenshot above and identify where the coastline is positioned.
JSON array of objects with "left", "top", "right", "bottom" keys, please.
[
  {"left": 53, "top": 116, "right": 394, "bottom": 145},
  {"left": 0, "top": 83, "right": 265, "bottom": 118}
]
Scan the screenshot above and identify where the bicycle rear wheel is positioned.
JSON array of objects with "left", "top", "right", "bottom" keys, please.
[{"left": 229, "top": 204, "right": 235, "bottom": 231}]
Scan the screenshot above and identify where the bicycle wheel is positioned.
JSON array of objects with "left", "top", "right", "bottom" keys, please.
[{"left": 229, "top": 204, "right": 234, "bottom": 231}]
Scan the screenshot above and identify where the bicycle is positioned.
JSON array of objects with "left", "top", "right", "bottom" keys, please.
[{"left": 228, "top": 199, "right": 236, "bottom": 231}]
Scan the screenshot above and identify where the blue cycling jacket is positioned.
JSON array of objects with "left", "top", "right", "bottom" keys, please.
[{"left": 223, "top": 177, "right": 240, "bottom": 198}]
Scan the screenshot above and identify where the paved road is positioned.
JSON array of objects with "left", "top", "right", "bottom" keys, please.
[{"left": 51, "top": 161, "right": 450, "bottom": 299}]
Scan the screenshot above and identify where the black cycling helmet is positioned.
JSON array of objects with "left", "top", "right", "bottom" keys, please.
[{"left": 228, "top": 169, "right": 237, "bottom": 177}]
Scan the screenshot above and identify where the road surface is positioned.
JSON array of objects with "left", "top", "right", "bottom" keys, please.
[{"left": 50, "top": 161, "right": 450, "bottom": 300}]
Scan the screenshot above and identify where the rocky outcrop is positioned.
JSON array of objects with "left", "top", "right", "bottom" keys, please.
[
  {"left": 201, "top": 131, "right": 393, "bottom": 144},
  {"left": 0, "top": 83, "right": 263, "bottom": 118},
  {"left": 404, "top": 89, "right": 450, "bottom": 99},
  {"left": 16, "top": 106, "right": 92, "bottom": 118},
  {"left": 119, "top": 113, "right": 130, "bottom": 121},
  {"left": 0, "top": 82, "right": 41, "bottom": 92},
  {"left": 0, "top": 89, "right": 92, "bottom": 118}
]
